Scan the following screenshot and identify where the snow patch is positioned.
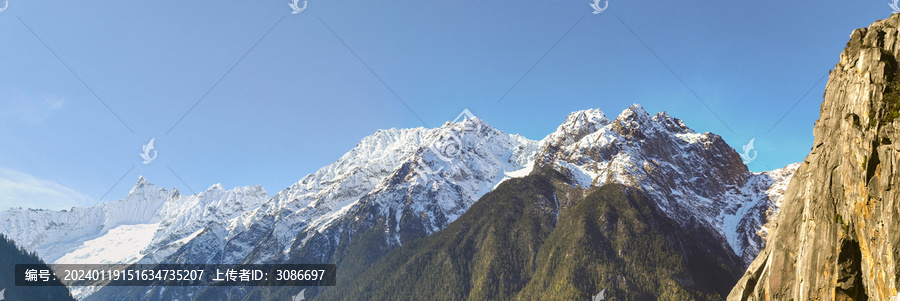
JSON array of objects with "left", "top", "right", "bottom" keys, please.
[
  {"left": 491, "top": 161, "right": 535, "bottom": 190},
  {"left": 675, "top": 132, "right": 704, "bottom": 143},
  {"left": 720, "top": 200, "right": 754, "bottom": 255},
  {"left": 57, "top": 222, "right": 160, "bottom": 264}
]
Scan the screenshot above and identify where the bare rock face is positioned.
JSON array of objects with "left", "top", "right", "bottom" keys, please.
[{"left": 729, "top": 15, "right": 900, "bottom": 301}]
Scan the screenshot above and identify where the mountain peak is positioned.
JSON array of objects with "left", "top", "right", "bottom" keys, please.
[
  {"left": 605, "top": 104, "right": 660, "bottom": 140},
  {"left": 614, "top": 104, "right": 651, "bottom": 123},
  {"left": 439, "top": 115, "right": 492, "bottom": 135},
  {"left": 128, "top": 176, "right": 157, "bottom": 195},
  {"left": 651, "top": 111, "right": 676, "bottom": 125},
  {"left": 455, "top": 115, "right": 483, "bottom": 125},
  {"left": 652, "top": 111, "right": 692, "bottom": 134},
  {"left": 562, "top": 108, "right": 609, "bottom": 130},
  {"left": 540, "top": 108, "right": 609, "bottom": 149}
]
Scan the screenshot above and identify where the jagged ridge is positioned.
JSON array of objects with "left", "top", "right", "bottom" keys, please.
[{"left": 0, "top": 106, "right": 797, "bottom": 300}]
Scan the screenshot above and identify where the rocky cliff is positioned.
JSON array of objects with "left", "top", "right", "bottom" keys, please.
[{"left": 729, "top": 14, "right": 900, "bottom": 301}]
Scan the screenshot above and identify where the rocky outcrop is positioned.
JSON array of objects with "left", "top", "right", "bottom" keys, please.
[{"left": 729, "top": 14, "right": 900, "bottom": 301}]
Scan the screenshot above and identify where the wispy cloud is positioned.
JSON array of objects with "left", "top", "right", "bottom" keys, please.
[
  {"left": 0, "top": 168, "right": 92, "bottom": 210},
  {"left": 0, "top": 89, "right": 66, "bottom": 124}
]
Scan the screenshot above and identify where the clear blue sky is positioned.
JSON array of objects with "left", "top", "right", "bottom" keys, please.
[{"left": 0, "top": 1, "right": 889, "bottom": 210}]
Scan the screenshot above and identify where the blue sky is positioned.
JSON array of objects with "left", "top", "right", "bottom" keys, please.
[{"left": 0, "top": 1, "right": 890, "bottom": 210}]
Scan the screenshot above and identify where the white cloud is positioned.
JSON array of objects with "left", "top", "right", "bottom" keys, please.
[
  {"left": 0, "top": 89, "right": 66, "bottom": 124},
  {"left": 0, "top": 168, "right": 93, "bottom": 210}
]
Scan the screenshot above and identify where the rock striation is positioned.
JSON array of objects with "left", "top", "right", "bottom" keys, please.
[{"left": 729, "top": 14, "right": 900, "bottom": 301}]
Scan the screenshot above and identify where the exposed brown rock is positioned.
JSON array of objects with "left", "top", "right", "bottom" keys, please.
[{"left": 729, "top": 14, "right": 900, "bottom": 301}]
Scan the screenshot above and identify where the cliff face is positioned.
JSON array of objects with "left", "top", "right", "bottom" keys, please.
[{"left": 729, "top": 15, "right": 900, "bottom": 301}]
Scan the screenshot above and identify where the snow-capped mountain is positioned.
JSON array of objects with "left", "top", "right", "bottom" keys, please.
[
  {"left": 537, "top": 104, "right": 798, "bottom": 265},
  {"left": 1, "top": 177, "right": 171, "bottom": 264},
  {"left": 157, "top": 118, "right": 541, "bottom": 268},
  {"left": 0, "top": 105, "right": 797, "bottom": 300},
  {"left": 79, "top": 118, "right": 543, "bottom": 300},
  {"left": 726, "top": 163, "right": 798, "bottom": 264},
  {"left": 0, "top": 178, "right": 269, "bottom": 299},
  {"left": 0, "top": 177, "right": 268, "bottom": 273}
]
